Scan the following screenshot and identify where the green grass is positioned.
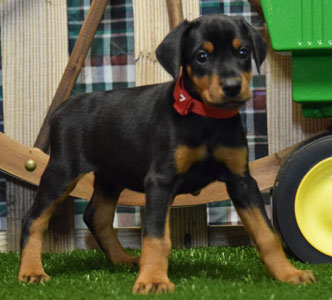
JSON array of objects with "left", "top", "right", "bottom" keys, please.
[{"left": 1, "top": 247, "right": 331, "bottom": 300}]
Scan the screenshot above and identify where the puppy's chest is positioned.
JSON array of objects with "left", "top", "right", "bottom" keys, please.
[{"left": 174, "top": 143, "right": 247, "bottom": 178}]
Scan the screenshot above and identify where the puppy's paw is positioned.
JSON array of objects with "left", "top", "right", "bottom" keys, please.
[
  {"left": 132, "top": 277, "right": 175, "bottom": 294},
  {"left": 18, "top": 271, "right": 50, "bottom": 284},
  {"left": 281, "top": 270, "right": 316, "bottom": 285}
]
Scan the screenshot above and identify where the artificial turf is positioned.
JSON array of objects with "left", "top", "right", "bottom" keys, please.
[{"left": 0, "top": 247, "right": 331, "bottom": 300}]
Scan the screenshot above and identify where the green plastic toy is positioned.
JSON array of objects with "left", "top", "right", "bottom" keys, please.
[
  {"left": 260, "top": 1, "right": 332, "bottom": 264},
  {"left": 261, "top": 0, "right": 332, "bottom": 117}
]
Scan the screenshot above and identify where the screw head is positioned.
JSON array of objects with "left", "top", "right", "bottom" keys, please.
[{"left": 25, "top": 159, "right": 37, "bottom": 172}]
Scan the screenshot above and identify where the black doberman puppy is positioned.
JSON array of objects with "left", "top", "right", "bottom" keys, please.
[{"left": 18, "top": 14, "right": 316, "bottom": 294}]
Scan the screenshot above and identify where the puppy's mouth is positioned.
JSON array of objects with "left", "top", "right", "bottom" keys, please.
[
  {"left": 191, "top": 72, "right": 252, "bottom": 109},
  {"left": 201, "top": 89, "right": 251, "bottom": 109}
]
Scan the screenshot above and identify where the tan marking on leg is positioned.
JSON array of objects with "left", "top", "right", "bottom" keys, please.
[
  {"left": 133, "top": 209, "right": 174, "bottom": 294},
  {"left": 92, "top": 188, "right": 139, "bottom": 265},
  {"left": 174, "top": 145, "right": 207, "bottom": 174},
  {"left": 214, "top": 146, "right": 248, "bottom": 176},
  {"left": 186, "top": 65, "right": 193, "bottom": 78},
  {"left": 232, "top": 38, "right": 242, "bottom": 50},
  {"left": 237, "top": 207, "right": 316, "bottom": 284},
  {"left": 18, "top": 176, "right": 82, "bottom": 283},
  {"left": 18, "top": 205, "right": 55, "bottom": 283},
  {"left": 202, "top": 41, "right": 214, "bottom": 53}
]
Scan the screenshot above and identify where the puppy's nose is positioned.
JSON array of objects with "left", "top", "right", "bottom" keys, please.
[{"left": 222, "top": 78, "right": 241, "bottom": 97}]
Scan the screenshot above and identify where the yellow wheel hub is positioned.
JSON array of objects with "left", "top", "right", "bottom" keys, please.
[{"left": 295, "top": 157, "right": 332, "bottom": 257}]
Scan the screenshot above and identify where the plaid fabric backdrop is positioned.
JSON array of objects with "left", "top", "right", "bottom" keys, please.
[
  {"left": 68, "top": 0, "right": 135, "bottom": 94},
  {"left": 0, "top": 0, "right": 269, "bottom": 231}
]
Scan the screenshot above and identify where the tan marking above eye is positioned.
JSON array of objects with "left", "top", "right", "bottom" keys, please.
[
  {"left": 232, "top": 38, "right": 242, "bottom": 50},
  {"left": 186, "top": 65, "right": 193, "bottom": 78},
  {"left": 202, "top": 41, "right": 214, "bottom": 53},
  {"left": 174, "top": 145, "right": 208, "bottom": 174},
  {"left": 213, "top": 146, "right": 248, "bottom": 176}
]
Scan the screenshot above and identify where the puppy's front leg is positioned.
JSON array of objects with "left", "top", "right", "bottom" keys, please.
[
  {"left": 133, "top": 177, "right": 175, "bottom": 294},
  {"left": 226, "top": 173, "right": 316, "bottom": 284}
]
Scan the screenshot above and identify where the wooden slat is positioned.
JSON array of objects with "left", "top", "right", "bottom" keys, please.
[
  {"left": 170, "top": 206, "right": 208, "bottom": 248},
  {"left": 1, "top": 1, "right": 69, "bottom": 146},
  {"left": 34, "top": 0, "right": 109, "bottom": 151},
  {"left": 0, "top": 231, "right": 7, "bottom": 252},
  {"left": 0, "top": 132, "right": 285, "bottom": 207},
  {"left": 133, "top": 0, "right": 200, "bottom": 87},
  {"left": 0, "top": 132, "right": 94, "bottom": 200},
  {"left": 248, "top": 0, "right": 264, "bottom": 20},
  {"left": 265, "top": 33, "right": 331, "bottom": 154},
  {"left": 1, "top": 0, "right": 73, "bottom": 252},
  {"left": 166, "top": 0, "right": 183, "bottom": 29}
]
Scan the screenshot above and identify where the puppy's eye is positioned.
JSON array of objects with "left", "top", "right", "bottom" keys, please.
[
  {"left": 196, "top": 51, "right": 208, "bottom": 64},
  {"left": 239, "top": 47, "right": 250, "bottom": 59}
]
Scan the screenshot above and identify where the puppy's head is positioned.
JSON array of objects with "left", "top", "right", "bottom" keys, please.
[{"left": 156, "top": 14, "right": 266, "bottom": 109}]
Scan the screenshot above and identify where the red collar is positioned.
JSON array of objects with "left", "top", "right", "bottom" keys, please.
[{"left": 173, "top": 76, "right": 239, "bottom": 119}]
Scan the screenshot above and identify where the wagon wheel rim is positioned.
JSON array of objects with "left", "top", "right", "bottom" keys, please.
[{"left": 295, "top": 156, "right": 332, "bottom": 257}]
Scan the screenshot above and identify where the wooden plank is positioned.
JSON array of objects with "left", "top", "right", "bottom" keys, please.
[
  {"left": 133, "top": 0, "right": 200, "bottom": 87},
  {"left": 0, "top": 231, "right": 7, "bottom": 252},
  {"left": 166, "top": 0, "right": 183, "bottom": 30},
  {"left": 248, "top": 0, "right": 264, "bottom": 20},
  {"left": 170, "top": 206, "right": 208, "bottom": 248},
  {"left": 0, "top": 132, "right": 94, "bottom": 200},
  {"left": 1, "top": 0, "right": 73, "bottom": 252}
]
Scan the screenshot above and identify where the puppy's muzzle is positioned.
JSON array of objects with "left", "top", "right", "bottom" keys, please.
[{"left": 222, "top": 78, "right": 242, "bottom": 98}]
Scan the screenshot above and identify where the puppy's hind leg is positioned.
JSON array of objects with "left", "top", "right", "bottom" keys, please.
[
  {"left": 83, "top": 174, "right": 139, "bottom": 266},
  {"left": 18, "top": 160, "right": 82, "bottom": 283}
]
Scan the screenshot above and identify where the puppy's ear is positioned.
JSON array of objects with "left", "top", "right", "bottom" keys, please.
[
  {"left": 156, "top": 20, "right": 190, "bottom": 79},
  {"left": 236, "top": 17, "right": 266, "bottom": 73}
]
